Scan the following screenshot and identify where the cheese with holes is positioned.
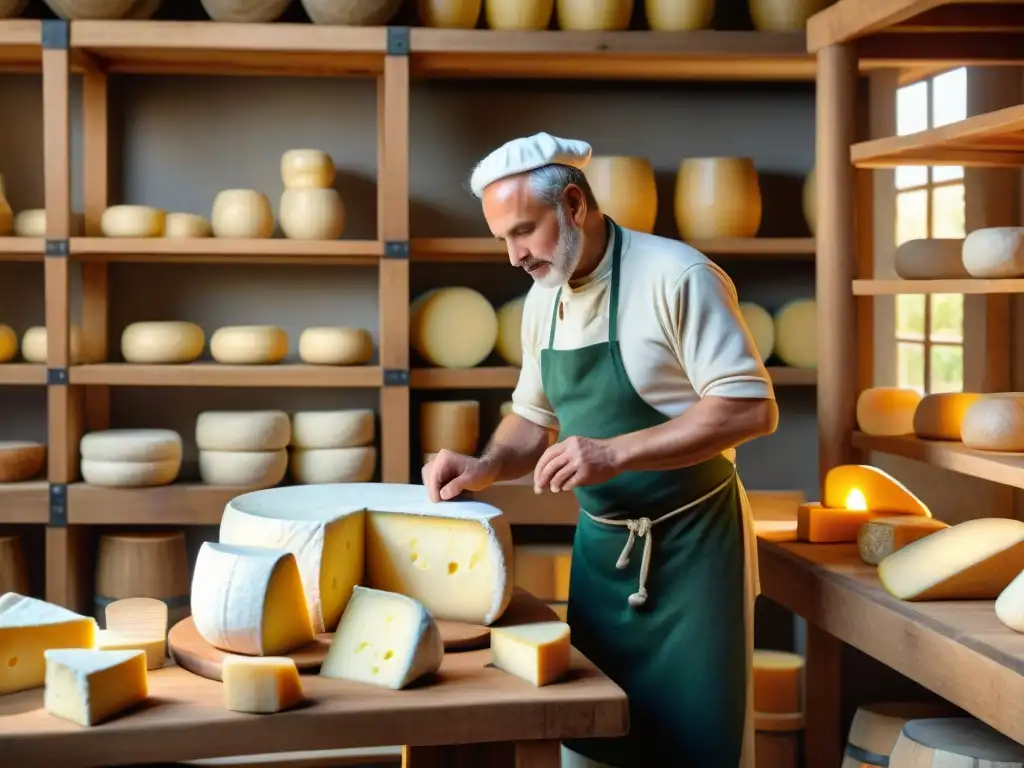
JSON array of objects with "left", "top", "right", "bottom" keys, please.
[
  {"left": 490, "top": 621, "right": 571, "bottom": 686},
  {"left": 320, "top": 586, "right": 443, "bottom": 690},
  {"left": 913, "top": 392, "right": 982, "bottom": 440},
  {"left": 411, "top": 287, "right": 498, "bottom": 369},
  {"left": 121, "top": 321, "right": 205, "bottom": 364},
  {"left": 222, "top": 655, "right": 304, "bottom": 713},
  {"left": 95, "top": 630, "right": 165, "bottom": 670},
  {"left": 495, "top": 296, "right": 525, "bottom": 366},
  {"left": 420, "top": 400, "right": 479, "bottom": 455},
  {"left": 0, "top": 593, "right": 97, "bottom": 695},
  {"left": 290, "top": 409, "right": 375, "bottom": 449},
  {"left": 739, "top": 302, "right": 774, "bottom": 363},
  {"left": 894, "top": 238, "right": 968, "bottom": 279},
  {"left": 0, "top": 441, "right": 46, "bottom": 482},
  {"left": 81, "top": 458, "right": 181, "bottom": 487},
  {"left": 210, "top": 325, "right": 288, "bottom": 365},
  {"left": 773, "top": 299, "right": 816, "bottom": 369},
  {"left": 995, "top": 568, "right": 1024, "bottom": 633},
  {"left": 44, "top": 649, "right": 148, "bottom": 727},
  {"left": 190, "top": 543, "right": 315, "bottom": 655},
  {"left": 856, "top": 387, "right": 920, "bottom": 436},
  {"left": 823, "top": 465, "right": 929, "bottom": 516},
  {"left": 101, "top": 205, "right": 166, "bottom": 238},
  {"left": 196, "top": 410, "right": 290, "bottom": 452},
  {"left": 0, "top": 323, "right": 15, "bottom": 362},
  {"left": 961, "top": 394, "right": 1024, "bottom": 451},
  {"left": 857, "top": 516, "right": 949, "bottom": 565},
  {"left": 289, "top": 446, "right": 376, "bottom": 484},
  {"left": 752, "top": 650, "right": 803, "bottom": 714},
  {"left": 164, "top": 212, "right": 212, "bottom": 238},
  {"left": 21, "top": 324, "right": 84, "bottom": 364},
  {"left": 80, "top": 429, "right": 183, "bottom": 463},
  {"left": 890, "top": 718, "right": 1024, "bottom": 767},
  {"left": 298, "top": 326, "right": 373, "bottom": 366},
  {"left": 962, "top": 226, "right": 1024, "bottom": 278},
  {"left": 513, "top": 545, "right": 572, "bottom": 602},
  {"left": 199, "top": 449, "right": 288, "bottom": 486},
  {"left": 878, "top": 517, "right": 1024, "bottom": 601},
  {"left": 797, "top": 503, "right": 877, "bottom": 543}
]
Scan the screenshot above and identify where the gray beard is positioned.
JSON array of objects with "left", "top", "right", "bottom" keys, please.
[{"left": 533, "top": 206, "right": 582, "bottom": 288}]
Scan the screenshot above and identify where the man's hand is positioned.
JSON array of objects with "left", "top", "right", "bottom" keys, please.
[
  {"left": 533, "top": 436, "right": 620, "bottom": 494},
  {"left": 422, "top": 449, "right": 499, "bottom": 503}
]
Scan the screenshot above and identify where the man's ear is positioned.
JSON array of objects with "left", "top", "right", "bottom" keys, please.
[{"left": 563, "top": 184, "right": 588, "bottom": 225}]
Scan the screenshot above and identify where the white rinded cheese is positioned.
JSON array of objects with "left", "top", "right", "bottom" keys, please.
[
  {"left": 164, "top": 212, "right": 212, "bottom": 239},
  {"left": 81, "top": 458, "right": 181, "bottom": 487},
  {"left": 80, "top": 429, "right": 183, "bottom": 463},
  {"left": 195, "top": 410, "right": 291, "bottom": 452},
  {"left": 739, "top": 302, "right": 774, "bottom": 363},
  {"left": 0, "top": 440, "right": 46, "bottom": 482},
  {"left": 410, "top": 287, "right": 498, "bottom": 369},
  {"left": 211, "top": 189, "right": 275, "bottom": 239},
  {"left": 21, "top": 325, "right": 84, "bottom": 364},
  {"left": 0, "top": 593, "right": 98, "bottom": 695},
  {"left": 297, "top": 326, "right": 373, "bottom": 366},
  {"left": 0, "top": 323, "right": 16, "bottom": 362},
  {"left": 101, "top": 205, "right": 166, "bottom": 238},
  {"left": 190, "top": 542, "right": 315, "bottom": 656},
  {"left": 320, "top": 586, "right": 443, "bottom": 690},
  {"left": 856, "top": 387, "right": 921, "bottom": 436},
  {"left": 95, "top": 630, "right": 166, "bottom": 671},
  {"left": 489, "top": 621, "right": 571, "bottom": 686},
  {"left": 210, "top": 325, "right": 288, "bottom": 365},
  {"left": 199, "top": 449, "right": 288, "bottom": 487},
  {"left": 893, "top": 238, "right": 968, "bottom": 279},
  {"left": 495, "top": 296, "right": 525, "bottom": 366},
  {"left": 223, "top": 655, "right": 304, "bottom": 713},
  {"left": 43, "top": 649, "right": 148, "bottom": 727},
  {"left": 961, "top": 393, "right": 1024, "bottom": 451},
  {"left": 120, "top": 321, "right": 205, "bottom": 364},
  {"left": 289, "top": 446, "right": 376, "bottom": 485},
  {"left": 420, "top": 400, "right": 480, "bottom": 455},
  {"left": 995, "top": 568, "right": 1024, "bottom": 633},
  {"left": 961, "top": 226, "right": 1024, "bottom": 278},
  {"left": 281, "top": 149, "right": 335, "bottom": 189},
  {"left": 773, "top": 299, "right": 816, "bottom": 369},
  {"left": 913, "top": 392, "right": 982, "bottom": 440},
  {"left": 890, "top": 718, "right": 1024, "bottom": 767},
  {"left": 290, "top": 409, "right": 375, "bottom": 449}
]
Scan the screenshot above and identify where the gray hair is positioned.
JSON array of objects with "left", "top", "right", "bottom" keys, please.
[{"left": 467, "top": 163, "right": 599, "bottom": 210}]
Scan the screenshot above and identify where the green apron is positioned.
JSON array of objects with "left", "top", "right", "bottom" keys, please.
[{"left": 544, "top": 218, "right": 748, "bottom": 767}]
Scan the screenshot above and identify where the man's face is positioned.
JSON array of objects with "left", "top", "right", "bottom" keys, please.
[{"left": 481, "top": 176, "right": 582, "bottom": 288}]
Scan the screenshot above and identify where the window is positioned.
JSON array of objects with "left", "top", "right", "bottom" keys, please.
[{"left": 893, "top": 67, "right": 967, "bottom": 395}]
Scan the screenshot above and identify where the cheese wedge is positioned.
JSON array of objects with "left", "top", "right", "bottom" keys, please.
[
  {"left": 995, "top": 568, "right": 1024, "bottom": 633},
  {"left": 878, "top": 517, "right": 1024, "bottom": 601},
  {"left": 43, "top": 649, "right": 148, "bottom": 726},
  {"left": 890, "top": 718, "right": 1024, "bottom": 767},
  {"left": 857, "top": 516, "right": 949, "bottom": 565},
  {"left": 95, "top": 630, "right": 166, "bottom": 671},
  {"left": 797, "top": 503, "right": 878, "bottom": 543},
  {"left": 752, "top": 650, "right": 803, "bottom": 714},
  {"left": 490, "top": 621, "right": 571, "bottom": 687},
  {"left": 190, "top": 543, "right": 315, "bottom": 656},
  {"left": 320, "top": 586, "right": 443, "bottom": 690},
  {"left": 0, "top": 593, "right": 98, "bottom": 695},
  {"left": 222, "top": 655, "right": 304, "bottom": 714}
]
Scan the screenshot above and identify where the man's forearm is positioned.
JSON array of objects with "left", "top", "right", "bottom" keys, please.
[{"left": 480, "top": 413, "right": 555, "bottom": 482}]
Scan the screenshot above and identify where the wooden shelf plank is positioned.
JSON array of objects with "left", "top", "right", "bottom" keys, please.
[
  {"left": 0, "top": 237, "right": 44, "bottom": 261},
  {"left": 0, "top": 481, "right": 49, "bottom": 524},
  {"left": 0, "top": 19, "right": 41, "bottom": 72},
  {"left": 412, "top": 366, "right": 815, "bottom": 389},
  {"left": 67, "top": 363, "right": 383, "bottom": 388},
  {"left": 66, "top": 483, "right": 260, "bottom": 525},
  {"left": 70, "top": 238, "right": 383, "bottom": 265},
  {"left": 853, "top": 431, "right": 1024, "bottom": 490},
  {"left": 759, "top": 538, "right": 1024, "bottom": 744},
  {"left": 851, "top": 103, "right": 1024, "bottom": 168},
  {"left": 854, "top": 277, "right": 1024, "bottom": 295},
  {"left": 0, "top": 364, "right": 46, "bottom": 385}
]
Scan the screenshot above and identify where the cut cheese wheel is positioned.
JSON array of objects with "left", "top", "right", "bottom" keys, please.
[
  {"left": 961, "top": 394, "right": 1024, "bottom": 451},
  {"left": 773, "top": 299, "right": 816, "bottom": 369},
  {"left": 281, "top": 149, "right": 335, "bottom": 189},
  {"left": 878, "top": 517, "right": 1024, "bottom": 600},
  {"left": 420, "top": 400, "right": 480, "bottom": 455},
  {"left": 752, "top": 649, "right": 803, "bottom": 714},
  {"left": 410, "top": 287, "right": 498, "bottom": 369},
  {"left": 289, "top": 446, "right": 376, "bottom": 484},
  {"left": 120, "top": 321, "right": 205, "bottom": 364},
  {"left": 856, "top": 387, "right": 921, "bottom": 436},
  {"left": 0, "top": 441, "right": 46, "bottom": 482},
  {"left": 95, "top": 630, "right": 166, "bottom": 671},
  {"left": 500, "top": 400, "right": 514, "bottom": 418},
  {"left": 43, "top": 649, "right": 148, "bottom": 727},
  {"left": 489, "top": 621, "right": 571, "bottom": 686},
  {"left": 495, "top": 296, "right": 525, "bottom": 366},
  {"left": 195, "top": 410, "right": 290, "bottom": 452},
  {"left": 890, "top": 718, "right": 1024, "bottom": 767},
  {"left": 222, "top": 655, "right": 304, "bottom": 714},
  {"left": 857, "top": 516, "right": 949, "bottom": 566},
  {"left": 80, "top": 428, "right": 183, "bottom": 463},
  {"left": 21, "top": 325, "right": 84, "bottom": 364},
  {"left": 0, "top": 593, "right": 98, "bottom": 695},
  {"left": 844, "top": 702, "right": 958, "bottom": 768},
  {"left": 913, "top": 392, "right": 982, "bottom": 440},
  {"left": 321, "top": 586, "right": 443, "bottom": 690},
  {"left": 894, "top": 238, "right": 968, "bottom": 279},
  {"left": 797, "top": 503, "right": 877, "bottom": 543},
  {"left": 962, "top": 226, "right": 1024, "bottom": 278},
  {"left": 210, "top": 325, "right": 288, "bottom": 365},
  {"left": 995, "top": 567, "right": 1024, "bottom": 633},
  {"left": 211, "top": 189, "right": 275, "bottom": 239},
  {"left": 297, "top": 326, "right": 373, "bottom": 366},
  {"left": 81, "top": 458, "right": 181, "bottom": 487},
  {"left": 164, "top": 212, "right": 212, "bottom": 239},
  {"left": 739, "top": 302, "right": 774, "bottom": 363},
  {"left": 513, "top": 545, "right": 572, "bottom": 602},
  {"left": 190, "top": 542, "right": 315, "bottom": 656},
  {"left": 199, "top": 449, "right": 288, "bottom": 487},
  {"left": 100, "top": 205, "right": 166, "bottom": 238},
  {"left": 290, "top": 409, "right": 375, "bottom": 449},
  {"left": 0, "top": 323, "right": 16, "bottom": 362},
  {"left": 823, "top": 464, "right": 929, "bottom": 516}
]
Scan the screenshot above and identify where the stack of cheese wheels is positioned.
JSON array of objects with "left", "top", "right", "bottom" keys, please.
[
  {"left": 856, "top": 387, "right": 921, "bottom": 436},
  {"left": 752, "top": 650, "right": 804, "bottom": 768},
  {"left": 495, "top": 295, "right": 525, "bottom": 366},
  {"left": 195, "top": 411, "right": 290, "bottom": 487},
  {"left": 420, "top": 400, "right": 479, "bottom": 457},
  {"left": 210, "top": 325, "right": 288, "bottom": 365},
  {"left": 485, "top": 0, "right": 553, "bottom": 29},
  {"left": 164, "top": 212, "right": 212, "bottom": 239},
  {"left": 894, "top": 239, "right": 967, "bottom": 279},
  {"left": 411, "top": 287, "right": 498, "bottom": 369},
  {"left": 675, "top": 157, "right": 762, "bottom": 240},
  {"left": 739, "top": 302, "right": 774, "bottom": 363},
  {"left": 583, "top": 156, "right": 658, "bottom": 234},
  {"left": 211, "top": 189, "right": 274, "bottom": 239},
  {"left": 962, "top": 226, "right": 1024, "bottom": 278},
  {"left": 21, "top": 325, "right": 84, "bottom": 364},
  {"left": 0, "top": 324, "right": 16, "bottom": 362},
  {"left": 79, "top": 429, "right": 182, "bottom": 487},
  {"left": 912, "top": 392, "right": 981, "bottom": 440},
  {"left": 279, "top": 149, "right": 345, "bottom": 241},
  {"left": 0, "top": 441, "right": 46, "bottom": 482},
  {"left": 889, "top": 718, "right": 1024, "bottom": 767},
  {"left": 961, "top": 393, "right": 1024, "bottom": 451},
  {"left": 556, "top": 0, "right": 632, "bottom": 30},
  {"left": 289, "top": 409, "right": 376, "bottom": 484},
  {"left": 100, "top": 205, "right": 166, "bottom": 238},
  {"left": 513, "top": 545, "right": 571, "bottom": 620},
  {"left": 121, "top": 321, "right": 205, "bottom": 364},
  {"left": 298, "top": 326, "right": 373, "bottom": 366},
  {"left": 841, "top": 702, "right": 955, "bottom": 768},
  {"left": 418, "top": 0, "right": 481, "bottom": 27},
  {"left": 773, "top": 299, "right": 816, "bottom": 369}
]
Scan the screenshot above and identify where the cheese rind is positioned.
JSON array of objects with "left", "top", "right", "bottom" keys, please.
[
  {"left": 489, "top": 621, "right": 571, "bottom": 686},
  {"left": 80, "top": 428, "right": 183, "bottom": 463},
  {"left": 100, "top": 205, "right": 166, "bottom": 238},
  {"left": 164, "top": 212, "right": 212, "bottom": 238},
  {"left": 961, "top": 394, "right": 1024, "bottom": 451},
  {"left": 290, "top": 409, "right": 375, "bottom": 449},
  {"left": 752, "top": 649, "right": 803, "bottom": 714},
  {"left": 495, "top": 296, "right": 525, "bottom": 366},
  {"left": 121, "top": 321, "right": 205, "bottom": 364},
  {"left": 297, "top": 326, "right": 373, "bottom": 366},
  {"left": 195, "top": 410, "right": 291, "bottom": 452},
  {"left": 210, "top": 325, "right": 288, "bottom": 365},
  {"left": 995, "top": 568, "right": 1024, "bottom": 633},
  {"left": 857, "top": 516, "right": 949, "bottom": 565},
  {"left": 43, "top": 649, "right": 148, "bottom": 727},
  {"left": 856, "top": 387, "right": 921, "bottom": 436},
  {"left": 410, "top": 287, "right": 498, "bottom": 369},
  {"left": 961, "top": 226, "right": 1024, "bottom": 278},
  {"left": 0, "top": 440, "right": 46, "bottom": 482},
  {"left": 199, "top": 449, "right": 288, "bottom": 487},
  {"left": 894, "top": 238, "right": 968, "bottom": 279},
  {"left": 222, "top": 655, "right": 304, "bottom": 713},
  {"left": 320, "top": 586, "right": 443, "bottom": 690},
  {"left": 773, "top": 299, "right": 816, "bottom": 369},
  {"left": 81, "top": 457, "right": 181, "bottom": 487},
  {"left": 797, "top": 503, "right": 877, "bottom": 543},
  {"left": 913, "top": 392, "right": 981, "bottom": 440},
  {"left": 289, "top": 446, "right": 377, "bottom": 484}
]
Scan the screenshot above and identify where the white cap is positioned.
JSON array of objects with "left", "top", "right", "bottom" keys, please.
[{"left": 469, "top": 132, "right": 592, "bottom": 197}]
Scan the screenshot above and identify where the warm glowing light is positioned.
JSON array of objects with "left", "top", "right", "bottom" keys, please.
[{"left": 845, "top": 488, "right": 868, "bottom": 511}]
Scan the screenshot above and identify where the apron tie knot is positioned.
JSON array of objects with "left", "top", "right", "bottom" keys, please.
[{"left": 614, "top": 516, "right": 651, "bottom": 569}]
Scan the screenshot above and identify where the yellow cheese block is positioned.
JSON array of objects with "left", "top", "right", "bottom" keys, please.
[
  {"left": 857, "top": 516, "right": 949, "bottom": 566},
  {"left": 490, "top": 621, "right": 571, "bottom": 686},
  {"left": 222, "top": 655, "right": 304, "bottom": 714},
  {"left": 513, "top": 545, "right": 572, "bottom": 602},
  {"left": 878, "top": 517, "right": 1024, "bottom": 601},
  {"left": 95, "top": 630, "right": 165, "bottom": 671},
  {"left": 752, "top": 649, "right": 803, "bottom": 714},
  {"left": 856, "top": 387, "right": 921, "bottom": 436},
  {"left": 913, "top": 392, "right": 982, "bottom": 440},
  {"left": 797, "top": 503, "right": 878, "bottom": 543},
  {"left": 823, "top": 465, "right": 929, "bottom": 517},
  {"left": 43, "top": 649, "right": 148, "bottom": 727}
]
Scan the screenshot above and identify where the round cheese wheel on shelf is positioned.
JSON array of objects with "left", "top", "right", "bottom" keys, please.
[
  {"left": 890, "top": 718, "right": 1024, "bottom": 768},
  {"left": 485, "top": 0, "right": 553, "bottom": 29},
  {"left": 301, "top": 0, "right": 401, "bottom": 24},
  {"left": 583, "top": 156, "right": 658, "bottom": 234},
  {"left": 281, "top": 149, "right": 335, "bottom": 189},
  {"left": 752, "top": 649, "right": 803, "bottom": 715},
  {"left": 773, "top": 299, "right": 816, "bottom": 369},
  {"left": 199, "top": 0, "right": 290, "bottom": 22},
  {"left": 80, "top": 429, "right": 183, "bottom": 463},
  {"left": 961, "top": 394, "right": 1024, "bottom": 452},
  {"left": 199, "top": 449, "right": 288, "bottom": 487},
  {"left": 44, "top": 0, "right": 135, "bottom": 19},
  {"left": 81, "top": 457, "right": 180, "bottom": 487},
  {"left": 0, "top": 324, "right": 16, "bottom": 363},
  {"left": 120, "top": 321, "right": 205, "bottom": 364},
  {"left": 410, "top": 287, "right": 498, "bottom": 369},
  {"left": 843, "top": 702, "right": 957, "bottom": 768},
  {"left": 21, "top": 325, "right": 84, "bottom": 365},
  {"left": 289, "top": 446, "right": 377, "bottom": 484},
  {"left": 749, "top": 0, "right": 832, "bottom": 31},
  {"left": 164, "top": 212, "right": 212, "bottom": 239},
  {"left": 210, "top": 325, "right": 288, "bottom": 365},
  {"left": 298, "top": 326, "right": 373, "bottom": 366},
  {"left": 802, "top": 168, "right": 815, "bottom": 236},
  {"left": 996, "top": 567, "right": 1024, "bottom": 633},
  {"left": 913, "top": 392, "right": 982, "bottom": 440},
  {"left": 856, "top": 387, "right": 921, "bottom": 436},
  {"left": 291, "top": 409, "right": 375, "bottom": 449},
  {"left": 418, "top": 0, "right": 482, "bottom": 28},
  {"left": 211, "top": 189, "right": 274, "bottom": 239},
  {"left": 894, "top": 238, "right": 968, "bottom": 279},
  {"left": 556, "top": 0, "right": 632, "bottom": 29},
  {"left": 100, "top": 205, "right": 166, "bottom": 238},
  {"left": 675, "top": 157, "right": 762, "bottom": 240},
  {"left": 0, "top": 441, "right": 46, "bottom": 483},
  {"left": 495, "top": 296, "right": 525, "bottom": 367},
  {"left": 195, "top": 410, "right": 291, "bottom": 452},
  {"left": 962, "top": 227, "right": 1024, "bottom": 278},
  {"left": 11, "top": 209, "right": 84, "bottom": 237},
  {"left": 420, "top": 400, "right": 480, "bottom": 455},
  {"left": 739, "top": 302, "right": 774, "bottom": 363},
  {"left": 645, "top": 0, "right": 713, "bottom": 30},
  {"left": 279, "top": 188, "right": 345, "bottom": 241},
  {"left": 500, "top": 400, "right": 514, "bottom": 418}
]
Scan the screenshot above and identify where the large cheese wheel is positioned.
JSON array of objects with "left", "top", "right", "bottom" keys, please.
[
  {"left": 842, "top": 702, "right": 957, "bottom": 768},
  {"left": 995, "top": 566, "right": 1024, "bottom": 632},
  {"left": 583, "top": 156, "right": 658, "bottom": 234},
  {"left": 749, "top": 0, "right": 832, "bottom": 31},
  {"left": 894, "top": 238, "right": 968, "bottom": 279},
  {"left": 410, "top": 288, "right": 498, "bottom": 369},
  {"left": 81, "top": 458, "right": 180, "bottom": 487},
  {"left": 739, "top": 302, "right": 774, "bottom": 363},
  {"left": 0, "top": 324, "right": 16, "bottom": 363},
  {"left": 0, "top": 441, "right": 46, "bottom": 482},
  {"left": 913, "top": 392, "right": 982, "bottom": 440},
  {"left": 281, "top": 149, "right": 335, "bottom": 189},
  {"left": 773, "top": 299, "right": 816, "bottom": 369},
  {"left": 802, "top": 168, "right": 815, "bottom": 236},
  {"left": 420, "top": 400, "right": 480, "bottom": 455},
  {"left": 485, "top": 0, "right": 553, "bottom": 29},
  {"left": 856, "top": 387, "right": 921, "bottom": 436},
  {"left": 44, "top": 0, "right": 135, "bottom": 19},
  {"left": 675, "top": 157, "right": 761, "bottom": 240},
  {"left": 961, "top": 393, "right": 1024, "bottom": 451},
  {"left": 279, "top": 188, "right": 345, "bottom": 241},
  {"left": 556, "top": 0, "right": 632, "bottom": 29},
  {"left": 210, "top": 326, "right": 288, "bottom": 365},
  {"left": 195, "top": 411, "right": 291, "bottom": 452},
  {"left": 297, "top": 326, "right": 373, "bottom": 366},
  {"left": 645, "top": 0, "right": 713, "bottom": 30},
  {"left": 80, "top": 429, "right": 183, "bottom": 463},
  {"left": 962, "top": 226, "right": 1024, "bottom": 278},
  {"left": 100, "top": 205, "right": 166, "bottom": 238},
  {"left": 120, "top": 321, "right": 205, "bottom": 364},
  {"left": 890, "top": 718, "right": 1024, "bottom": 767},
  {"left": 291, "top": 409, "right": 375, "bottom": 449},
  {"left": 164, "top": 213, "right": 212, "bottom": 239},
  {"left": 752, "top": 650, "right": 803, "bottom": 715},
  {"left": 418, "top": 0, "right": 481, "bottom": 27},
  {"left": 22, "top": 325, "right": 84, "bottom": 364},
  {"left": 495, "top": 296, "right": 525, "bottom": 367},
  {"left": 199, "top": 449, "right": 288, "bottom": 487},
  {"left": 211, "top": 189, "right": 274, "bottom": 239},
  {"left": 289, "top": 446, "right": 376, "bottom": 484}
]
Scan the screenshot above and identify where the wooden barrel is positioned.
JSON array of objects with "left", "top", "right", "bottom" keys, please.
[
  {"left": 890, "top": 717, "right": 1024, "bottom": 768},
  {"left": 94, "top": 531, "right": 190, "bottom": 628},
  {"left": 753, "top": 649, "right": 804, "bottom": 768},
  {"left": 0, "top": 534, "right": 29, "bottom": 594},
  {"left": 843, "top": 702, "right": 957, "bottom": 767}
]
